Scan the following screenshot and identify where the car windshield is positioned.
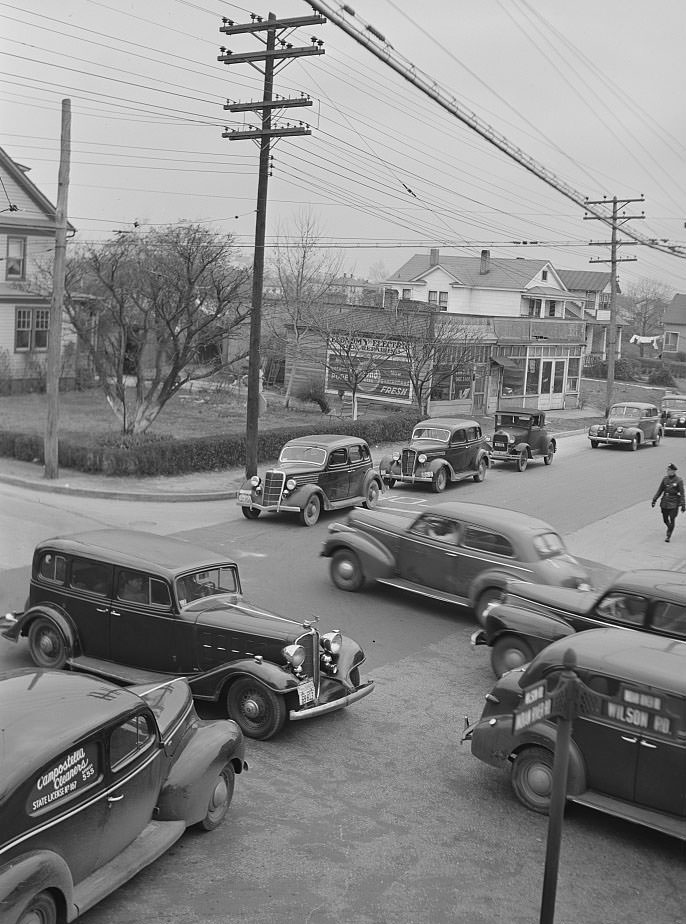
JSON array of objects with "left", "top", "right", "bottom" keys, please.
[
  {"left": 609, "top": 405, "right": 641, "bottom": 417},
  {"left": 176, "top": 565, "right": 239, "bottom": 606},
  {"left": 665, "top": 399, "right": 686, "bottom": 411},
  {"left": 532, "top": 531, "right": 566, "bottom": 559},
  {"left": 497, "top": 415, "right": 532, "bottom": 428},
  {"left": 279, "top": 445, "right": 328, "bottom": 465},
  {"left": 411, "top": 427, "right": 450, "bottom": 442}
]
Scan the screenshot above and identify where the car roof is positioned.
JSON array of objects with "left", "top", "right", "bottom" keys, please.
[
  {"left": 610, "top": 401, "right": 657, "bottom": 409},
  {"left": 34, "top": 529, "right": 237, "bottom": 577},
  {"left": 663, "top": 394, "right": 686, "bottom": 400},
  {"left": 0, "top": 670, "right": 145, "bottom": 803},
  {"left": 284, "top": 434, "right": 368, "bottom": 449},
  {"left": 522, "top": 628, "right": 686, "bottom": 695},
  {"left": 610, "top": 570, "right": 686, "bottom": 603},
  {"left": 421, "top": 501, "right": 558, "bottom": 535},
  {"left": 414, "top": 417, "right": 480, "bottom": 429}
]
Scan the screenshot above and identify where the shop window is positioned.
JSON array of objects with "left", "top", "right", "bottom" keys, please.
[
  {"left": 502, "top": 358, "right": 526, "bottom": 396},
  {"left": 525, "top": 358, "right": 540, "bottom": 394}
]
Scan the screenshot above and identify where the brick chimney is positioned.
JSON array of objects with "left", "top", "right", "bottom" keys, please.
[
  {"left": 429, "top": 248, "right": 439, "bottom": 267},
  {"left": 479, "top": 249, "right": 490, "bottom": 274}
]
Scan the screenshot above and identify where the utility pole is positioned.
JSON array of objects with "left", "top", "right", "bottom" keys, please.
[
  {"left": 218, "top": 11, "right": 325, "bottom": 476},
  {"left": 584, "top": 195, "right": 644, "bottom": 414},
  {"left": 45, "top": 98, "right": 71, "bottom": 480}
]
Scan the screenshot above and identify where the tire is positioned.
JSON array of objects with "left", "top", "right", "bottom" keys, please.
[
  {"left": 511, "top": 746, "right": 555, "bottom": 814},
  {"left": 299, "top": 493, "right": 321, "bottom": 526},
  {"left": 432, "top": 467, "right": 448, "bottom": 493},
  {"left": 241, "top": 506, "right": 260, "bottom": 520},
  {"left": 629, "top": 436, "right": 638, "bottom": 451},
  {"left": 653, "top": 431, "right": 662, "bottom": 447},
  {"left": 17, "top": 892, "right": 57, "bottom": 924},
  {"left": 474, "top": 587, "right": 503, "bottom": 626},
  {"left": 226, "top": 678, "right": 287, "bottom": 740},
  {"left": 589, "top": 439, "right": 598, "bottom": 449},
  {"left": 330, "top": 548, "right": 365, "bottom": 592},
  {"left": 28, "top": 617, "right": 67, "bottom": 669},
  {"left": 491, "top": 635, "right": 534, "bottom": 677},
  {"left": 363, "top": 479, "right": 381, "bottom": 509},
  {"left": 198, "top": 765, "right": 235, "bottom": 831},
  {"left": 543, "top": 444, "right": 554, "bottom": 465},
  {"left": 516, "top": 451, "right": 528, "bottom": 472},
  {"left": 473, "top": 458, "right": 487, "bottom": 482},
  {"left": 384, "top": 478, "right": 396, "bottom": 489}
]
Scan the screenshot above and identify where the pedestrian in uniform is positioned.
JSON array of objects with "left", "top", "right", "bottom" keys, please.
[{"left": 652, "top": 463, "right": 686, "bottom": 542}]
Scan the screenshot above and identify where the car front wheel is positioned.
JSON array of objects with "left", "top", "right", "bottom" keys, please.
[
  {"left": 629, "top": 436, "right": 638, "bottom": 451},
  {"left": 432, "top": 467, "right": 448, "bottom": 493},
  {"left": 653, "top": 431, "right": 662, "bottom": 446},
  {"left": 544, "top": 444, "right": 554, "bottom": 464},
  {"left": 589, "top": 439, "right": 599, "bottom": 449},
  {"left": 28, "top": 617, "right": 67, "bottom": 669},
  {"left": 363, "top": 479, "right": 381, "bottom": 509},
  {"left": 17, "top": 892, "right": 57, "bottom": 924},
  {"left": 226, "top": 678, "right": 287, "bottom": 740},
  {"left": 473, "top": 458, "right": 487, "bottom": 482},
  {"left": 198, "top": 765, "right": 235, "bottom": 831},
  {"left": 511, "top": 746, "right": 555, "bottom": 814},
  {"left": 299, "top": 493, "right": 321, "bottom": 526},
  {"left": 491, "top": 635, "right": 533, "bottom": 677},
  {"left": 241, "top": 506, "right": 260, "bottom": 519},
  {"left": 516, "top": 451, "right": 528, "bottom": 472},
  {"left": 330, "top": 548, "right": 365, "bottom": 592}
]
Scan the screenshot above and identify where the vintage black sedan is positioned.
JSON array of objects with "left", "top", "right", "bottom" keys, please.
[
  {"left": 489, "top": 408, "right": 555, "bottom": 471},
  {"left": 0, "top": 669, "right": 246, "bottom": 924},
  {"left": 378, "top": 417, "right": 490, "bottom": 492},
  {"left": 2, "top": 529, "right": 374, "bottom": 740},
  {"left": 588, "top": 401, "right": 662, "bottom": 449},
  {"left": 473, "top": 569, "right": 686, "bottom": 677},
  {"left": 661, "top": 393, "right": 686, "bottom": 436},
  {"left": 321, "top": 502, "right": 591, "bottom": 624},
  {"left": 237, "top": 434, "right": 383, "bottom": 526}
]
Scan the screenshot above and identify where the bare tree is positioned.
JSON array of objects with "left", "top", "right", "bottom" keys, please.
[
  {"left": 265, "top": 210, "right": 342, "bottom": 407},
  {"left": 59, "top": 224, "right": 250, "bottom": 433},
  {"left": 620, "top": 278, "right": 673, "bottom": 356}
]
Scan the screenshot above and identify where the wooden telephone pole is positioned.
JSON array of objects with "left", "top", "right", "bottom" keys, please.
[
  {"left": 218, "top": 11, "right": 325, "bottom": 476},
  {"left": 584, "top": 195, "right": 644, "bottom": 414}
]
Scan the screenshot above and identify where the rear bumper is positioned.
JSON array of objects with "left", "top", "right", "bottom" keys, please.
[{"left": 289, "top": 680, "right": 375, "bottom": 721}]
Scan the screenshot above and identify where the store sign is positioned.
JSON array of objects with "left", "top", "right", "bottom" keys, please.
[
  {"left": 325, "top": 348, "right": 412, "bottom": 404},
  {"left": 28, "top": 740, "right": 99, "bottom": 814}
]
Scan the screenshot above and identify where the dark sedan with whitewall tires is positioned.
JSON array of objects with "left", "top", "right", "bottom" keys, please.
[
  {"left": 489, "top": 408, "right": 555, "bottom": 471},
  {"left": 661, "top": 393, "right": 686, "bottom": 436},
  {"left": 237, "top": 434, "right": 383, "bottom": 526},
  {"left": 472, "top": 569, "right": 686, "bottom": 678},
  {"left": 378, "top": 417, "right": 490, "bottom": 493},
  {"left": 1, "top": 529, "right": 374, "bottom": 741},
  {"left": 320, "top": 502, "right": 591, "bottom": 625}
]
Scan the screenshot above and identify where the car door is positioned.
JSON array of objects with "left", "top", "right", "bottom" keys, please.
[
  {"left": 347, "top": 443, "right": 370, "bottom": 499},
  {"left": 67, "top": 556, "right": 115, "bottom": 660},
  {"left": 319, "top": 447, "right": 351, "bottom": 502},
  {"left": 446, "top": 428, "right": 468, "bottom": 474},
  {"left": 395, "top": 513, "right": 462, "bottom": 592},
  {"left": 456, "top": 524, "right": 521, "bottom": 594}
]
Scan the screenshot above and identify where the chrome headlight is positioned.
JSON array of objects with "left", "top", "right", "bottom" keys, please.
[
  {"left": 417, "top": 453, "right": 427, "bottom": 464},
  {"left": 285, "top": 478, "right": 296, "bottom": 491},
  {"left": 250, "top": 475, "right": 261, "bottom": 488},
  {"left": 321, "top": 630, "right": 342, "bottom": 655},
  {"left": 616, "top": 426, "right": 624, "bottom": 433},
  {"left": 508, "top": 436, "right": 515, "bottom": 445},
  {"left": 679, "top": 417, "right": 685, "bottom": 424},
  {"left": 392, "top": 451, "right": 401, "bottom": 462},
  {"left": 282, "top": 644, "right": 306, "bottom": 669}
]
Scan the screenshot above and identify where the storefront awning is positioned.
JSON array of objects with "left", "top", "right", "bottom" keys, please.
[{"left": 490, "top": 356, "right": 518, "bottom": 369}]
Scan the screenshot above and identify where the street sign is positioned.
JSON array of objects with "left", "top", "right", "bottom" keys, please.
[{"left": 513, "top": 681, "right": 552, "bottom": 733}]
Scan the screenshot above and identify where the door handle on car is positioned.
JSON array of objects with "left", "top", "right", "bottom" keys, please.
[
  {"left": 639, "top": 739, "right": 658, "bottom": 749},
  {"left": 107, "top": 793, "right": 124, "bottom": 803},
  {"left": 96, "top": 607, "right": 109, "bottom": 613},
  {"left": 620, "top": 735, "right": 638, "bottom": 744},
  {"left": 110, "top": 609, "right": 121, "bottom": 617}
]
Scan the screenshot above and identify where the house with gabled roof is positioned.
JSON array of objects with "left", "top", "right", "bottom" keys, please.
[
  {"left": 557, "top": 267, "right": 620, "bottom": 361},
  {"left": 0, "top": 146, "right": 77, "bottom": 393},
  {"left": 662, "top": 294, "right": 686, "bottom": 356}
]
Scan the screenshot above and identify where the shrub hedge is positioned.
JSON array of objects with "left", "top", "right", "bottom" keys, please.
[{"left": 0, "top": 410, "right": 425, "bottom": 477}]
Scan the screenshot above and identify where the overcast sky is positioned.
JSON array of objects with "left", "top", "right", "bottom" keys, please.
[{"left": 2, "top": 0, "right": 686, "bottom": 294}]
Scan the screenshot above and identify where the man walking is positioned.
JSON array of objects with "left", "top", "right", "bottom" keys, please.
[{"left": 652, "top": 463, "right": 686, "bottom": 542}]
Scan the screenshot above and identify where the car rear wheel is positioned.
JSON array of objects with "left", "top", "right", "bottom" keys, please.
[
  {"left": 241, "top": 506, "right": 260, "bottom": 520},
  {"left": 491, "top": 635, "right": 534, "bottom": 677},
  {"left": 432, "top": 467, "right": 448, "bottom": 493},
  {"left": 544, "top": 444, "right": 554, "bottom": 465},
  {"left": 474, "top": 588, "right": 503, "bottom": 626},
  {"left": 516, "top": 451, "right": 528, "bottom": 472},
  {"left": 330, "top": 549, "right": 365, "bottom": 592},
  {"left": 28, "top": 617, "right": 67, "bottom": 669},
  {"left": 17, "top": 893, "right": 57, "bottom": 924},
  {"left": 512, "top": 746, "right": 555, "bottom": 814},
  {"left": 299, "top": 493, "right": 321, "bottom": 526},
  {"left": 226, "top": 678, "right": 287, "bottom": 740},
  {"left": 589, "top": 439, "right": 599, "bottom": 449},
  {"left": 473, "top": 458, "right": 487, "bottom": 482},
  {"left": 363, "top": 479, "right": 381, "bottom": 509},
  {"left": 198, "top": 765, "right": 235, "bottom": 831},
  {"left": 629, "top": 436, "right": 639, "bottom": 451}
]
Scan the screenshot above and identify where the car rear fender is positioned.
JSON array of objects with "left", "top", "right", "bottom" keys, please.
[
  {"left": 6, "top": 605, "right": 79, "bottom": 654},
  {"left": 469, "top": 570, "right": 529, "bottom": 608},
  {"left": 511, "top": 726, "right": 586, "bottom": 795},
  {"left": 362, "top": 470, "right": 383, "bottom": 493},
  {"left": 157, "top": 720, "right": 246, "bottom": 826},
  {"left": 0, "top": 849, "right": 75, "bottom": 922},
  {"left": 320, "top": 532, "right": 395, "bottom": 580},
  {"left": 484, "top": 603, "right": 575, "bottom": 646}
]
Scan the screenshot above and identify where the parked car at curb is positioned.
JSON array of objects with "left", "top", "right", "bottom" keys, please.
[
  {"left": 489, "top": 408, "right": 556, "bottom": 471},
  {"left": 0, "top": 668, "right": 246, "bottom": 924},
  {"left": 237, "top": 434, "right": 383, "bottom": 526},
  {"left": 472, "top": 569, "right": 686, "bottom": 677},
  {"left": 588, "top": 401, "right": 662, "bottom": 449},
  {"left": 463, "top": 628, "right": 686, "bottom": 840},
  {"left": 660, "top": 393, "right": 686, "bottom": 436},
  {"left": 320, "top": 502, "right": 591, "bottom": 625},
  {"left": 378, "top": 417, "right": 490, "bottom": 493},
  {"left": 1, "top": 529, "right": 374, "bottom": 741}
]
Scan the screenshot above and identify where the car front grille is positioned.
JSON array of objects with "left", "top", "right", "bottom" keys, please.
[
  {"left": 263, "top": 471, "right": 285, "bottom": 505},
  {"left": 401, "top": 449, "right": 417, "bottom": 476},
  {"left": 297, "top": 628, "right": 320, "bottom": 693},
  {"left": 492, "top": 436, "right": 509, "bottom": 451}
]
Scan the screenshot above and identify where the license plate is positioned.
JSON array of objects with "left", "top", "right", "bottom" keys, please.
[
  {"left": 297, "top": 679, "right": 316, "bottom": 705},
  {"left": 237, "top": 491, "right": 252, "bottom": 504}
]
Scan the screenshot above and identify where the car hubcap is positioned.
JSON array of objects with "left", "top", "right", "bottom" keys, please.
[
  {"left": 527, "top": 764, "right": 552, "bottom": 798},
  {"left": 209, "top": 777, "right": 228, "bottom": 812},
  {"left": 338, "top": 560, "right": 354, "bottom": 579},
  {"left": 242, "top": 697, "right": 262, "bottom": 720},
  {"left": 39, "top": 633, "right": 57, "bottom": 656}
]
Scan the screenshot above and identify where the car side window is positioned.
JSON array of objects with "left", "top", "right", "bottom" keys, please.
[
  {"left": 329, "top": 448, "right": 348, "bottom": 467},
  {"left": 110, "top": 713, "right": 155, "bottom": 771},
  {"left": 150, "top": 578, "right": 172, "bottom": 608},
  {"left": 70, "top": 558, "right": 112, "bottom": 596},
  {"left": 595, "top": 592, "right": 647, "bottom": 627},
  {"left": 651, "top": 602, "right": 686, "bottom": 637},
  {"left": 466, "top": 426, "right": 478, "bottom": 440},
  {"left": 411, "top": 514, "right": 458, "bottom": 543},
  {"left": 348, "top": 445, "right": 363, "bottom": 464},
  {"left": 461, "top": 527, "right": 514, "bottom": 557},
  {"left": 117, "top": 570, "right": 150, "bottom": 604},
  {"left": 38, "top": 552, "right": 67, "bottom": 584},
  {"left": 451, "top": 429, "right": 467, "bottom": 446}
]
